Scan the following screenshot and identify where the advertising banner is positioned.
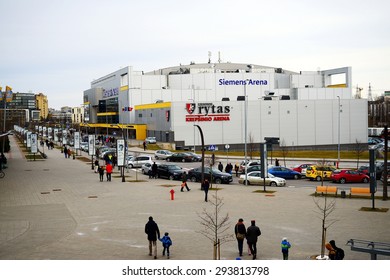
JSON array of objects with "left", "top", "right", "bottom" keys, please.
[
  {"left": 54, "top": 128, "right": 59, "bottom": 142},
  {"left": 117, "top": 139, "right": 125, "bottom": 166},
  {"left": 74, "top": 132, "right": 80, "bottom": 149},
  {"left": 88, "top": 135, "right": 95, "bottom": 156},
  {"left": 31, "top": 133, "right": 38, "bottom": 153},
  {"left": 26, "top": 132, "right": 32, "bottom": 148}
]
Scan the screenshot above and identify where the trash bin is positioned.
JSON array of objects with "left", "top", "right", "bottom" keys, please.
[{"left": 341, "top": 190, "right": 346, "bottom": 198}]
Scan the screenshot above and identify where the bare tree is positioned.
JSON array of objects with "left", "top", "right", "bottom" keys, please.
[
  {"left": 130, "top": 151, "right": 140, "bottom": 181},
  {"left": 197, "top": 190, "right": 234, "bottom": 259},
  {"left": 279, "top": 139, "right": 289, "bottom": 167},
  {"left": 313, "top": 191, "right": 337, "bottom": 259},
  {"left": 354, "top": 139, "right": 366, "bottom": 169},
  {"left": 316, "top": 159, "right": 333, "bottom": 186}
]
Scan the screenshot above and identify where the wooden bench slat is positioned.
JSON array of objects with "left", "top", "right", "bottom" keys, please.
[{"left": 315, "top": 186, "right": 338, "bottom": 196}]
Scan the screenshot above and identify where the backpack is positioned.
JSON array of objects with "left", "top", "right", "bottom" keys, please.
[{"left": 336, "top": 248, "right": 345, "bottom": 260}]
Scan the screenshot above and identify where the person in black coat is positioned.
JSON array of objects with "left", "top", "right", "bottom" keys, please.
[
  {"left": 246, "top": 220, "right": 261, "bottom": 260},
  {"left": 145, "top": 216, "right": 160, "bottom": 259},
  {"left": 181, "top": 172, "right": 190, "bottom": 191},
  {"left": 202, "top": 179, "right": 210, "bottom": 202},
  {"left": 234, "top": 218, "right": 247, "bottom": 257}
]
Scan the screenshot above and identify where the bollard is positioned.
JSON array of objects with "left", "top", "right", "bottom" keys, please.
[{"left": 170, "top": 189, "right": 175, "bottom": 200}]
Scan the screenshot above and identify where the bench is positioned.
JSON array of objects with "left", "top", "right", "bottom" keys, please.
[
  {"left": 315, "top": 186, "right": 338, "bottom": 197},
  {"left": 349, "top": 187, "right": 371, "bottom": 198}
]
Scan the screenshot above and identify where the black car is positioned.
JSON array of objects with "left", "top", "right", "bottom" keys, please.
[
  {"left": 188, "top": 166, "right": 233, "bottom": 184},
  {"left": 156, "top": 164, "right": 185, "bottom": 180},
  {"left": 166, "top": 152, "right": 193, "bottom": 162},
  {"left": 358, "top": 163, "right": 384, "bottom": 180},
  {"left": 185, "top": 152, "right": 202, "bottom": 162}
]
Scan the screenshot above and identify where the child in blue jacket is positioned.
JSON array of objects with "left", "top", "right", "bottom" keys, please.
[{"left": 159, "top": 232, "right": 173, "bottom": 259}]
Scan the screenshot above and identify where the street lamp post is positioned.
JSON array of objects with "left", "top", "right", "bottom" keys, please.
[
  {"left": 189, "top": 98, "right": 196, "bottom": 152},
  {"left": 244, "top": 81, "right": 248, "bottom": 185},
  {"left": 337, "top": 96, "right": 340, "bottom": 168}
]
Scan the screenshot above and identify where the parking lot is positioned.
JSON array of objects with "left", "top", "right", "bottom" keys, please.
[{"left": 1, "top": 136, "right": 389, "bottom": 260}]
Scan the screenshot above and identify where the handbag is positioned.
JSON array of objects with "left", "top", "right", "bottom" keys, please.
[{"left": 236, "top": 232, "right": 245, "bottom": 240}]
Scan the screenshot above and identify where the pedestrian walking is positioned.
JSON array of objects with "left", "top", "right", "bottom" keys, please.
[
  {"left": 143, "top": 141, "right": 147, "bottom": 151},
  {"left": 151, "top": 162, "right": 158, "bottom": 179},
  {"left": 246, "top": 220, "right": 261, "bottom": 260},
  {"left": 218, "top": 162, "right": 223, "bottom": 172},
  {"left": 202, "top": 179, "right": 210, "bottom": 202},
  {"left": 234, "top": 218, "right": 247, "bottom": 257},
  {"left": 67, "top": 148, "right": 71, "bottom": 159},
  {"left": 180, "top": 172, "right": 190, "bottom": 191},
  {"left": 325, "top": 242, "right": 336, "bottom": 260},
  {"left": 94, "top": 159, "right": 99, "bottom": 173},
  {"left": 98, "top": 165, "right": 105, "bottom": 182},
  {"left": 281, "top": 237, "right": 291, "bottom": 260},
  {"left": 211, "top": 153, "right": 215, "bottom": 165},
  {"left": 275, "top": 158, "right": 280, "bottom": 166},
  {"left": 145, "top": 216, "right": 160, "bottom": 259},
  {"left": 105, "top": 162, "right": 113, "bottom": 181},
  {"left": 234, "top": 163, "right": 239, "bottom": 177},
  {"left": 329, "top": 240, "right": 344, "bottom": 260},
  {"left": 63, "top": 146, "right": 68, "bottom": 158},
  {"left": 159, "top": 232, "right": 173, "bottom": 259}
]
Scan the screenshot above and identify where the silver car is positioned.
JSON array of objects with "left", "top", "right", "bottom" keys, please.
[
  {"left": 154, "top": 150, "right": 173, "bottom": 160},
  {"left": 127, "top": 155, "right": 153, "bottom": 168}
]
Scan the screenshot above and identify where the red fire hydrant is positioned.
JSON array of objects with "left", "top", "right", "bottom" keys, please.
[{"left": 170, "top": 189, "right": 175, "bottom": 200}]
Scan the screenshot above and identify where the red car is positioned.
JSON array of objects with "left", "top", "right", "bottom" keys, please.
[
  {"left": 292, "top": 163, "right": 312, "bottom": 176},
  {"left": 331, "top": 169, "right": 369, "bottom": 184}
]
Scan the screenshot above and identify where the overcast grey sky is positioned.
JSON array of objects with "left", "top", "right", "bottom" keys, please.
[{"left": 0, "top": 0, "right": 389, "bottom": 109}]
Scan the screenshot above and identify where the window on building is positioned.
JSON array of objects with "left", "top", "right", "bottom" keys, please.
[{"left": 121, "top": 73, "right": 128, "bottom": 87}]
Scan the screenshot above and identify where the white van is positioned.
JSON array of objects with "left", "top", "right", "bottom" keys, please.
[{"left": 127, "top": 155, "right": 153, "bottom": 168}]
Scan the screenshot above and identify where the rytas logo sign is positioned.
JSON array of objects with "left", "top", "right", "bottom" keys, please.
[{"left": 185, "top": 103, "right": 231, "bottom": 122}]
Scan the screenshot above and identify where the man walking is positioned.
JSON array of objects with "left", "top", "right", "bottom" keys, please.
[
  {"left": 246, "top": 220, "right": 261, "bottom": 260},
  {"left": 145, "top": 216, "right": 160, "bottom": 259},
  {"left": 202, "top": 179, "right": 210, "bottom": 202}
]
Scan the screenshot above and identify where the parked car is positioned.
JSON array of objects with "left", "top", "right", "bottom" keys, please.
[
  {"left": 292, "top": 163, "right": 313, "bottom": 177},
  {"left": 188, "top": 166, "right": 233, "bottom": 184},
  {"left": 239, "top": 160, "right": 261, "bottom": 173},
  {"left": 238, "top": 171, "right": 286, "bottom": 187},
  {"left": 156, "top": 164, "right": 185, "bottom": 180},
  {"left": 145, "top": 137, "right": 157, "bottom": 144},
  {"left": 101, "top": 148, "right": 117, "bottom": 160},
  {"left": 80, "top": 142, "right": 89, "bottom": 152},
  {"left": 331, "top": 169, "right": 369, "bottom": 184},
  {"left": 127, "top": 155, "right": 153, "bottom": 168},
  {"left": 357, "top": 163, "right": 384, "bottom": 180},
  {"left": 306, "top": 165, "right": 336, "bottom": 181},
  {"left": 185, "top": 152, "right": 202, "bottom": 162},
  {"left": 368, "top": 137, "right": 382, "bottom": 145},
  {"left": 268, "top": 166, "right": 301, "bottom": 179},
  {"left": 154, "top": 150, "right": 173, "bottom": 160},
  {"left": 141, "top": 162, "right": 154, "bottom": 175},
  {"left": 166, "top": 152, "right": 194, "bottom": 162}
]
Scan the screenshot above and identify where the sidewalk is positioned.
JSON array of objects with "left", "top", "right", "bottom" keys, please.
[{"left": 0, "top": 135, "right": 389, "bottom": 260}]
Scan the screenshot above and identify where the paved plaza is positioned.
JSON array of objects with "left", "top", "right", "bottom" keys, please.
[{"left": 0, "top": 135, "right": 389, "bottom": 260}]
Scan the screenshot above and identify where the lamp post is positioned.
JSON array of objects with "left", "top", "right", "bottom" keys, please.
[
  {"left": 244, "top": 81, "right": 248, "bottom": 185},
  {"left": 337, "top": 96, "right": 340, "bottom": 168},
  {"left": 194, "top": 124, "right": 205, "bottom": 187},
  {"left": 189, "top": 98, "right": 196, "bottom": 152}
]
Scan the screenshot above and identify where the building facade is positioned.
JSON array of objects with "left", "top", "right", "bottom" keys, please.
[
  {"left": 84, "top": 62, "right": 367, "bottom": 147},
  {"left": 35, "top": 93, "right": 49, "bottom": 120}
]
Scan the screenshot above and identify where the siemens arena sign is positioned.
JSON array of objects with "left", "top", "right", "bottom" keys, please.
[{"left": 218, "top": 79, "right": 268, "bottom": 86}]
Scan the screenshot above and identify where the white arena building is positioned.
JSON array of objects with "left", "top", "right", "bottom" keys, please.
[{"left": 83, "top": 62, "right": 367, "bottom": 150}]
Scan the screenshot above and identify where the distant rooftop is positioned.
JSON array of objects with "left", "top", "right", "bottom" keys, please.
[{"left": 145, "top": 62, "right": 298, "bottom": 75}]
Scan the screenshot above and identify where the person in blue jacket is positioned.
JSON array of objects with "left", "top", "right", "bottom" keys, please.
[
  {"left": 159, "top": 232, "right": 173, "bottom": 259},
  {"left": 281, "top": 237, "right": 291, "bottom": 260}
]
